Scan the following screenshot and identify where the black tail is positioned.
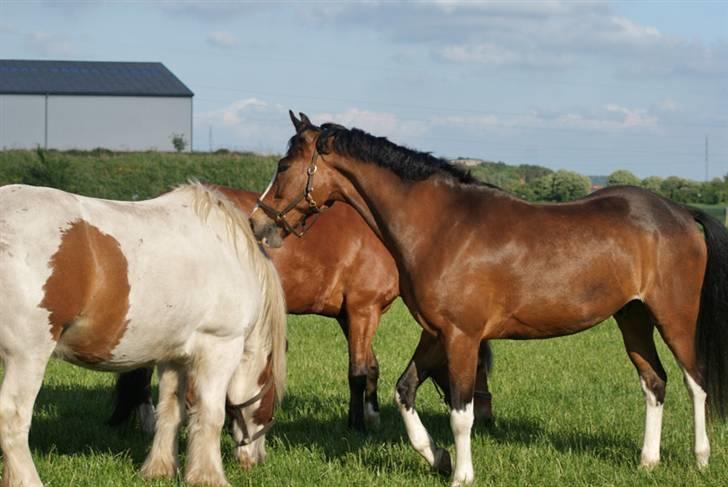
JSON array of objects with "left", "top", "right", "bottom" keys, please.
[
  {"left": 107, "top": 367, "right": 154, "bottom": 426},
  {"left": 691, "top": 208, "right": 728, "bottom": 419}
]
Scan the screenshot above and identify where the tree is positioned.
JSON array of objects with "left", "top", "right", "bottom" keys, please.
[
  {"left": 700, "top": 178, "right": 727, "bottom": 205},
  {"left": 608, "top": 169, "right": 640, "bottom": 186},
  {"left": 660, "top": 176, "right": 701, "bottom": 203},
  {"left": 518, "top": 174, "right": 554, "bottom": 201},
  {"left": 640, "top": 176, "right": 664, "bottom": 195},
  {"left": 551, "top": 170, "right": 591, "bottom": 202},
  {"left": 171, "top": 133, "right": 187, "bottom": 152}
]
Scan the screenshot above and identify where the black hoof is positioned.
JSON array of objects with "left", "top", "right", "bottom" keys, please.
[
  {"left": 347, "top": 415, "right": 366, "bottom": 432},
  {"left": 433, "top": 448, "right": 452, "bottom": 477}
]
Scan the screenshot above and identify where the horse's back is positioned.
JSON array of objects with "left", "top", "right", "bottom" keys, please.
[
  {"left": 431, "top": 185, "right": 708, "bottom": 339},
  {"left": 0, "top": 184, "right": 265, "bottom": 369}
]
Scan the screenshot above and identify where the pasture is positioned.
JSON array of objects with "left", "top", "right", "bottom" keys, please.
[{"left": 2, "top": 300, "right": 726, "bottom": 486}]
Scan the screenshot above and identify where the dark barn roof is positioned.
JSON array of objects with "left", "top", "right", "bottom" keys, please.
[{"left": 0, "top": 60, "right": 193, "bottom": 97}]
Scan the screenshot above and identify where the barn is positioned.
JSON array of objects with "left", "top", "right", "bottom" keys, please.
[{"left": 0, "top": 60, "right": 193, "bottom": 151}]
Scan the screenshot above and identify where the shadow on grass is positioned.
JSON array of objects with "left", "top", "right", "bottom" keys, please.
[
  {"left": 28, "top": 383, "right": 151, "bottom": 465},
  {"left": 273, "top": 392, "right": 638, "bottom": 470},
  {"left": 27, "top": 384, "right": 639, "bottom": 475}
]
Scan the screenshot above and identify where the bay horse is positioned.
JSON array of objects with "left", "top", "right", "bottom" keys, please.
[
  {"left": 0, "top": 183, "right": 286, "bottom": 487},
  {"left": 251, "top": 111, "right": 728, "bottom": 485},
  {"left": 109, "top": 187, "right": 494, "bottom": 432}
]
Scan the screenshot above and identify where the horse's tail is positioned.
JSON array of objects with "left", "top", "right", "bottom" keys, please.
[
  {"left": 690, "top": 208, "right": 728, "bottom": 419},
  {"left": 107, "top": 367, "right": 154, "bottom": 426},
  {"left": 256, "top": 253, "right": 288, "bottom": 404}
]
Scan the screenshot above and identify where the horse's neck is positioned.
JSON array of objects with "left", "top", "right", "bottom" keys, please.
[{"left": 334, "top": 157, "right": 454, "bottom": 271}]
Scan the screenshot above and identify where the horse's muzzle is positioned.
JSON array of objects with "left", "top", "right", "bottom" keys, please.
[{"left": 250, "top": 215, "right": 284, "bottom": 248}]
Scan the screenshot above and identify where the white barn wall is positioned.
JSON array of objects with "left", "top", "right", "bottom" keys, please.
[
  {"left": 0, "top": 95, "right": 191, "bottom": 151},
  {"left": 0, "top": 95, "right": 46, "bottom": 149},
  {"left": 47, "top": 96, "right": 192, "bottom": 151}
]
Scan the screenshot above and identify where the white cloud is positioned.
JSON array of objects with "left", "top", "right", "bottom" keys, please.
[
  {"left": 207, "top": 31, "right": 238, "bottom": 48},
  {"left": 604, "top": 104, "right": 658, "bottom": 129},
  {"left": 160, "top": 1, "right": 264, "bottom": 20},
  {"left": 438, "top": 43, "right": 573, "bottom": 68},
  {"left": 312, "top": 108, "right": 429, "bottom": 140},
  {"left": 431, "top": 104, "right": 660, "bottom": 133},
  {"left": 301, "top": 1, "right": 725, "bottom": 76},
  {"left": 195, "top": 98, "right": 290, "bottom": 153},
  {"left": 27, "top": 31, "right": 73, "bottom": 57}
]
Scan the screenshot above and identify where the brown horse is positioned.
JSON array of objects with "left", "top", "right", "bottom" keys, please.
[
  {"left": 251, "top": 112, "right": 728, "bottom": 485},
  {"left": 110, "top": 187, "right": 494, "bottom": 432}
]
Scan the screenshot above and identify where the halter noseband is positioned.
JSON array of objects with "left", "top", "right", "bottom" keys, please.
[
  {"left": 225, "top": 375, "right": 276, "bottom": 447},
  {"left": 256, "top": 148, "right": 325, "bottom": 238}
]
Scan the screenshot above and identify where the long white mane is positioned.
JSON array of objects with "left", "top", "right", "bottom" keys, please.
[{"left": 178, "top": 181, "right": 287, "bottom": 401}]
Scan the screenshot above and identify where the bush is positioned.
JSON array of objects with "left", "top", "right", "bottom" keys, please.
[{"left": 0, "top": 150, "right": 278, "bottom": 200}]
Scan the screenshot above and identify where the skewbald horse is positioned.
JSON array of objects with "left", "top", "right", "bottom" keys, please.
[
  {"left": 251, "top": 111, "right": 728, "bottom": 485},
  {"left": 0, "top": 183, "right": 286, "bottom": 487},
  {"left": 109, "top": 187, "right": 494, "bottom": 432}
]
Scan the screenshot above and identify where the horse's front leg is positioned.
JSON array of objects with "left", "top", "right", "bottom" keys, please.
[
  {"left": 0, "top": 352, "right": 52, "bottom": 487},
  {"left": 184, "top": 337, "right": 244, "bottom": 487},
  {"left": 394, "top": 330, "right": 451, "bottom": 475},
  {"left": 444, "top": 334, "right": 479, "bottom": 486}
]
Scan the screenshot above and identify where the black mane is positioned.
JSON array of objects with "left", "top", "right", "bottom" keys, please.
[{"left": 309, "top": 123, "right": 497, "bottom": 188}]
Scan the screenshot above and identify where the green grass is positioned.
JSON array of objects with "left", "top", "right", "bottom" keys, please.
[{"left": 2, "top": 301, "right": 727, "bottom": 485}]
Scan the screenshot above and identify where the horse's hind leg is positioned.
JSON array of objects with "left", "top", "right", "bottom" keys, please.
[
  {"left": 140, "top": 362, "right": 187, "bottom": 480},
  {"left": 648, "top": 297, "right": 709, "bottom": 467},
  {"left": 0, "top": 352, "right": 52, "bottom": 487},
  {"left": 614, "top": 301, "right": 667, "bottom": 468},
  {"left": 365, "top": 340, "right": 381, "bottom": 429},
  {"left": 338, "top": 303, "right": 381, "bottom": 431}
]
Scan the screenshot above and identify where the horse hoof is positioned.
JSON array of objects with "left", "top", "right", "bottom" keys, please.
[
  {"left": 696, "top": 449, "right": 710, "bottom": 470},
  {"left": 433, "top": 448, "right": 452, "bottom": 477},
  {"left": 364, "top": 405, "right": 381, "bottom": 430},
  {"left": 139, "top": 458, "right": 177, "bottom": 480},
  {"left": 639, "top": 457, "right": 659, "bottom": 471},
  {"left": 184, "top": 471, "right": 231, "bottom": 487}
]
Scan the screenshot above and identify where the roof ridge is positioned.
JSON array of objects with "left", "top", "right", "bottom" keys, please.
[{"left": 0, "top": 60, "right": 193, "bottom": 97}]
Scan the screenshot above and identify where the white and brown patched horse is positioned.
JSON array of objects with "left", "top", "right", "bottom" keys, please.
[{"left": 0, "top": 182, "right": 287, "bottom": 487}]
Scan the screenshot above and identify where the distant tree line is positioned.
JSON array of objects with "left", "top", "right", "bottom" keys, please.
[
  {"left": 465, "top": 161, "right": 592, "bottom": 202},
  {"left": 461, "top": 160, "right": 726, "bottom": 204},
  {"left": 606, "top": 169, "right": 727, "bottom": 204}
]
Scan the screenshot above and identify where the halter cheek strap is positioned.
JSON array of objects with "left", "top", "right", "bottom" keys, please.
[
  {"left": 226, "top": 378, "right": 276, "bottom": 447},
  {"left": 256, "top": 149, "right": 325, "bottom": 238}
]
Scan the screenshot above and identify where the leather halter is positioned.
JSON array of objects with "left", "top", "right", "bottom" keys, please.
[
  {"left": 256, "top": 148, "right": 325, "bottom": 238},
  {"left": 225, "top": 377, "right": 275, "bottom": 447}
]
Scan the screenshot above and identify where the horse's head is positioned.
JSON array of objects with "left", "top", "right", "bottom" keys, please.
[
  {"left": 251, "top": 111, "right": 342, "bottom": 247},
  {"left": 227, "top": 350, "right": 280, "bottom": 469}
]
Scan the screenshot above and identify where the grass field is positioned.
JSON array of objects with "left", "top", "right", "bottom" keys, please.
[{"left": 3, "top": 301, "right": 727, "bottom": 486}]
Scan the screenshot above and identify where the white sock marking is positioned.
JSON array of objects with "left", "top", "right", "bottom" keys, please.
[{"left": 639, "top": 377, "right": 663, "bottom": 468}]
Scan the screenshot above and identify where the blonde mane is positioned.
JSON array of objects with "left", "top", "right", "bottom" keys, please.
[{"left": 177, "top": 181, "right": 287, "bottom": 402}]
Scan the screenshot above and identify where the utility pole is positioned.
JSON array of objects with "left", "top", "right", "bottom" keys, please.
[
  {"left": 209, "top": 125, "right": 213, "bottom": 152},
  {"left": 705, "top": 134, "right": 709, "bottom": 182}
]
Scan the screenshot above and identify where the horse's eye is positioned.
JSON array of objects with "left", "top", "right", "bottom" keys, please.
[{"left": 278, "top": 163, "right": 291, "bottom": 173}]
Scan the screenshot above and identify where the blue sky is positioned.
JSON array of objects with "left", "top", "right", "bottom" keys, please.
[{"left": 0, "top": 0, "right": 726, "bottom": 179}]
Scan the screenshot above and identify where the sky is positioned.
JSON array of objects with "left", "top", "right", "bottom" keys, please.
[{"left": 0, "top": 0, "right": 726, "bottom": 180}]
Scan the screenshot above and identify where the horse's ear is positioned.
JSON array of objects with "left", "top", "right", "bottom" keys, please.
[
  {"left": 299, "top": 112, "right": 312, "bottom": 128},
  {"left": 289, "top": 110, "right": 304, "bottom": 133}
]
